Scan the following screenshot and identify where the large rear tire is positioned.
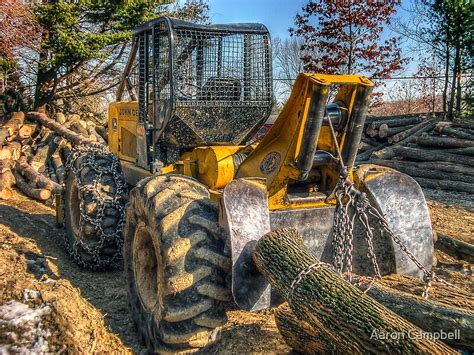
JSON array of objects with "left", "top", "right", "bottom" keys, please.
[
  {"left": 63, "top": 146, "right": 128, "bottom": 269},
  {"left": 123, "top": 174, "right": 230, "bottom": 353}
]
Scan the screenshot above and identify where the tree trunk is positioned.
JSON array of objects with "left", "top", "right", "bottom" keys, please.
[
  {"left": 0, "top": 112, "right": 25, "bottom": 145},
  {"left": 442, "top": 39, "right": 450, "bottom": 114},
  {"left": 391, "top": 146, "right": 474, "bottom": 167},
  {"left": 26, "top": 112, "right": 102, "bottom": 147},
  {"left": 356, "top": 143, "right": 389, "bottom": 162},
  {"left": 379, "top": 124, "right": 415, "bottom": 138},
  {"left": 14, "top": 157, "right": 62, "bottom": 194},
  {"left": 370, "top": 117, "right": 422, "bottom": 129},
  {"left": 357, "top": 280, "right": 474, "bottom": 352},
  {"left": 12, "top": 169, "right": 51, "bottom": 201},
  {"left": 275, "top": 304, "right": 337, "bottom": 354},
  {"left": 435, "top": 125, "right": 474, "bottom": 140},
  {"left": 413, "top": 176, "right": 474, "bottom": 194},
  {"left": 389, "top": 120, "right": 433, "bottom": 143},
  {"left": 252, "top": 228, "right": 455, "bottom": 354},
  {"left": 448, "top": 38, "right": 461, "bottom": 119},
  {"left": 416, "top": 134, "right": 474, "bottom": 148},
  {"left": 371, "top": 159, "right": 472, "bottom": 184},
  {"left": 435, "top": 233, "right": 474, "bottom": 264}
]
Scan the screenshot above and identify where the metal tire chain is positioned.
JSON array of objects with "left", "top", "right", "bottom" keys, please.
[{"left": 62, "top": 144, "right": 127, "bottom": 270}]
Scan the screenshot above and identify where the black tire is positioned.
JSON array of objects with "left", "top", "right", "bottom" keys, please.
[
  {"left": 123, "top": 174, "right": 231, "bottom": 353},
  {"left": 63, "top": 146, "right": 128, "bottom": 269}
]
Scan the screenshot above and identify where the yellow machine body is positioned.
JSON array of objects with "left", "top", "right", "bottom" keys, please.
[{"left": 108, "top": 73, "right": 374, "bottom": 209}]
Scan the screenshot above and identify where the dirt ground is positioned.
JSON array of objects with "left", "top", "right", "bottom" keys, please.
[{"left": 0, "top": 188, "right": 472, "bottom": 353}]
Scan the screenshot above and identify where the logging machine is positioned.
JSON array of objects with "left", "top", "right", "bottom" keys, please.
[{"left": 62, "top": 17, "right": 434, "bottom": 353}]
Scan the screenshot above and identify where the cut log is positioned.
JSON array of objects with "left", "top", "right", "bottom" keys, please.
[
  {"left": 390, "top": 119, "right": 434, "bottom": 143},
  {"left": 6, "top": 142, "right": 21, "bottom": 161},
  {"left": 357, "top": 279, "right": 474, "bottom": 352},
  {"left": 358, "top": 141, "right": 373, "bottom": 152},
  {"left": 26, "top": 112, "right": 102, "bottom": 147},
  {"left": 371, "top": 116, "right": 422, "bottom": 129},
  {"left": 435, "top": 233, "right": 474, "bottom": 264},
  {"left": 0, "top": 159, "right": 15, "bottom": 200},
  {"left": 391, "top": 145, "right": 474, "bottom": 167},
  {"left": 378, "top": 160, "right": 474, "bottom": 177},
  {"left": 69, "top": 120, "right": 89, "bottom": 137},
  {"left": 416, "top": 133, "right": 474, "bottom": 148},
  {"left": 95, "top": 126, "right": 108, "bottom": 143},
  {"left": 452, "top": 119, "right": 474, "bottom": 130},
  {"left": 0, "top": 148, "right": 12, "bottom": 160},
  {"left": 413, "top": 176, "right": 474, "bottom": 194},
  {"left": 379, "top": 124, "right": 414, "bottom": 138},
  {"left": 435, "top": 124, "right": 474, "bottom": 140},
  {"left": 274, "top": 304, "right": 335, "bottom": 354},
  {"left": 50, "top": 154, "right": 65, "bottom": 184},
  {"left": 12, "top": 169, "right": 51, "bottom": 201},
  {"left": 14, "top": 158, "right": 62, "bottom": 194},
  {"left": 0, "top": 112, "right": 25, "bottom": 144},
  {"left": 53, "top": 112, "right": 66, "bottom": 125},
  {"left": 17, "top": 124, "right": 34, "bottom": 139},
  {"left": 356, "top": 142, "right": 389, "bottom": 162},
  {"left": 87, "top": 125, "right": 106, "bottom": 145},
  {"left": 253, "top": 228, "right": 455, "bottom": 354},
  {"left": 371, "top": 160, "right": 473, "bottom": 184},
  {"left": 366, "top": 125, "right": 379, "bottom": 138}
]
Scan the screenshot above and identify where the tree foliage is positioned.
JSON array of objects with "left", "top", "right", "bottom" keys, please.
[
  {"left": 289, "top": 0, "right": 406, "bottom": 79},
  {"left": 29, "top": 0, "right": 208, "bottom": 112}
]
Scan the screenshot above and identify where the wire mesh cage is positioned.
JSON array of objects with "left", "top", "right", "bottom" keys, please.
[{"left": 133, "top": 17, "right": 273, "bottom": 163}]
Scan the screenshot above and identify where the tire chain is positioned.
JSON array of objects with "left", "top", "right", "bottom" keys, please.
[
  {"left": 62, "top": 144, "right": 127, "bottom": 270},
  {"left": 331, "top": 174, "right": 447, "bottom": 298}
]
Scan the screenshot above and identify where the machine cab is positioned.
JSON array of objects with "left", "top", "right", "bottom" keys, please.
[{"left": 110, "top": 16, "right": 273, "bottom": 171}]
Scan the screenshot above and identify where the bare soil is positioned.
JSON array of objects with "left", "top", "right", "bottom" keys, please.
[{"left": 0, "top": 188, "right": 472, "bottom": 353}]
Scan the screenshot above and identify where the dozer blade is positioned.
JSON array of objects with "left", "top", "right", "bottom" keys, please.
[
  {"left": 220, "top": 178, "right": 271, "bottom": 311},
  {"left": 355, "top": 165, "right": 434, "bottom": 278}
]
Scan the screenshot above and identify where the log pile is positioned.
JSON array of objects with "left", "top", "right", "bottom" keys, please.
[
  {"left": 0, "top": 111, "right": 107, "bottom": 202},
  {"left": 357, "top": 114, "right": 474, "bottom": 196}
]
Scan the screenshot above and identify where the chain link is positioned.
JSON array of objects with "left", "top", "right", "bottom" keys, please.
[
  {"left": 62, "top": 144, "right": 127, "bottom": 269},
  {"left": 331, "top": 173, "right": 444, "bottom": 299}
]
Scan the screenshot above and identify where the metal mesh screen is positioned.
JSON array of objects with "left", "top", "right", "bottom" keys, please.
[{"left": 172, "top": 29, "right": 271, "bottom": 106}]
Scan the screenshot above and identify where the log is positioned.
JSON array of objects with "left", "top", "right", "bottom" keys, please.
[
  {"left": 26, "top": 112, "right": 102, "bottom": 147},
  {"left": 452, "top": 119, "right": 474, "bottom": 130},
  {"left": 416, "top": 133, "right": 474, "bottom": 148},
  {"left": 391, "top": 146, "right": 474, "bottom": 167},
  {"left": 435, "top": 233, "right": 474, "bottom": 264},
  {"left": 370, "top": 116, "right": 422, "bottom": 129},
  {"left": 379, "top": 124, "right": 414, "bottom": 138},
  {"left": 95, "top": 126, "right": 108, "bottom": 143},
  {"left": 50, "top": 154, "right": 65, "bottom": 184},
  {"left": 376, "top": 160, "right": 474, "bottom": 177},
  {"left": 366, "top": 125, "right": 379, "bottom": 138},
  {"left": 435, "top": 124, "right": 474, "bottom": 140},
  {"left": 53, "top": 112, "right": 66, "bottom": 125},
  {"left": 6, "top": 142, "right": 21, "bottom": 161},
  {"left": 0, "top": 148, "right": 12, "bottom": 160},
  {"left": 0, "top": 112, "right": 24, "bottom": 144},
  {"left": 87, "top": 125, "right": 106, "bottom": 145},
  {"left": 253, "top": 228, "right": 455, "bottom": 354},
  {"left": 356, "top": 142, "right": 389, "bottom": 162},
  {"left": 390, "top": 119, "right": 434, "bottom": 143},
  {"left": 0, "top": 159, "right": 15, "bottom": 200},
  {"left": 371, "top": 160, "right": 473, "bottom": 184},
  {"left": 14, "top": 158, "right": 62, "bottom": 194},
  {"left": 413, "top": 176, "right": 474, "bottom": 194},
  {"left": 274, "top": 304, "right": 336, "bottom": 354},
  {"left": 69, "top": 120, "right": 89, "bottom": 136},
  {"left": 12, "top": 169, "right": 51, "bottom": 201},
  {"left": 358, "top": 141, "right": 373, "bottom": 152},
  {"left": 357, "top": 280, "right": 474, "bottom": 352},
  {"left": 17, "top": 124, "right": 34, "bottom": 139}
]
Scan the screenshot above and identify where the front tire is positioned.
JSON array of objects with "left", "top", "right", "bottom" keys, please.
[
  {"left": 63, "top": 146, "right": 128, "bottom": 269},
  {"left": 123, "top": 174, "right": 231, "bottom": 353}
]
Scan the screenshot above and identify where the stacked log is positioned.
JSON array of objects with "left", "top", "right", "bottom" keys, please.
[
  {"left": 358, "top": 114, "right": 474, "bottom": 196},
  {"left": 0, "top": 111, "right": 107, "bottom": 203}
]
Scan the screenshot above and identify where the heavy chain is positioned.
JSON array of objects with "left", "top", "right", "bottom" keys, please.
[
  {"left": 331, "top": 174, "right": 448, "bottom": 299},
  {"left": 63, "top": 144, "right": 127, "bottom": 269}
]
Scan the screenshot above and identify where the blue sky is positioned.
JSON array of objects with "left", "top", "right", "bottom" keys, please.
[{"left": 208, "top": 0, "right": 307, "bottom": 38}]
